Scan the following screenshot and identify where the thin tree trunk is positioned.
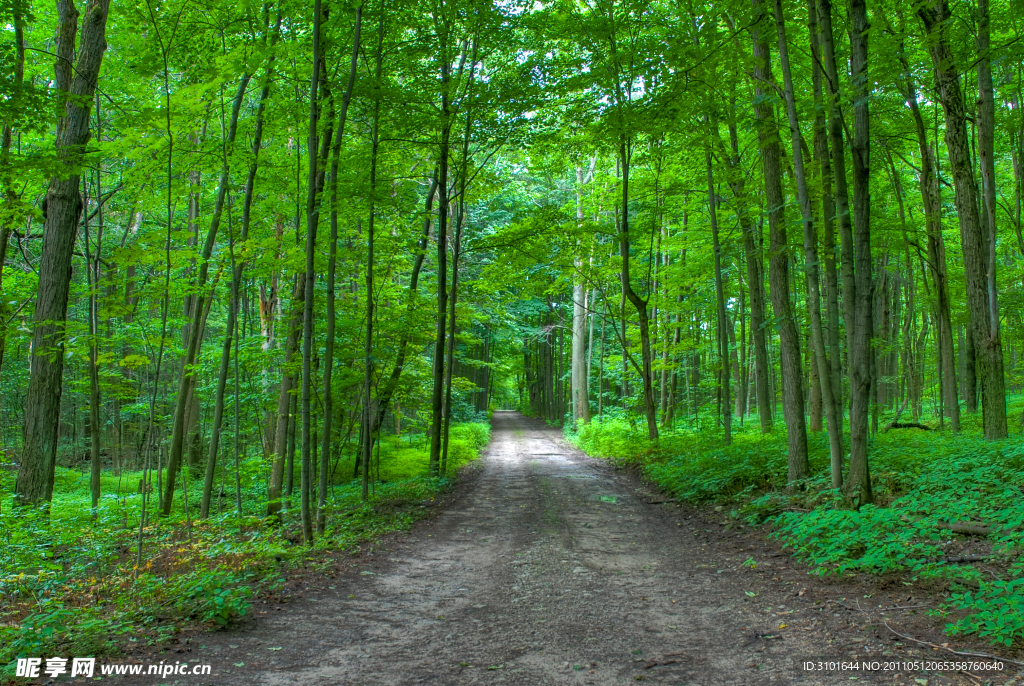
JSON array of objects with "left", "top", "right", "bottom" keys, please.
[
  {"left": 441, "top": 41, "right": 477, "bottom": 474},
  {"left": 816, "top": 0, "right": 857, "bottom": 381},
  {"left": 299, "top": 0, "right": 325, "bottom": 542},
  {"left": 572, "top": 163, "right": 594, "bottom": 426},
  {"left": 361, "top": 9, "right": 384, "bottom": 500},
  {"left": 724, "top": 112, "right": 772, "bottom": 432},
  {"left": 706, "top": 142, "right": 731, "bottom": 444},
  {"left": 619, "top": 137, "right": 659, "bottom": 441},
  {"left": 321, "top": 5, "right": 362, "bottom": 529},
  {"left": 268, "top": 276, "right": 302, "bottom": 516},
  {"left": 898, "top": 58, "right": 960, "bottom": 432},
  {"left": 370, "top": 171, "right": 439, "bottom": 434},
  {"left": 0, "top": 0, "right": 26, "bottom": 379},
  {"left": 809, "top": 0, "right": 843, "bottom": 435},
  {"left": 200, "top": 21, "right": 278, "bottom": 518},
  {"left": 161, "top": 74, "right": 251, "bottom": 516},
  {"left": 84, "top": 165, "right": 104, "bottom": 512},
  {"left": 429, "top": 13, "right": 453, "bottom": 475}
]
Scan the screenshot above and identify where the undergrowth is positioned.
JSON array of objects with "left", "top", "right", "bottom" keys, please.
[
  {"left": 0, "top": 422, "right": 489, "bottom": 672},
  {"left": 567, "top": 407, "right": 1024, "bottom": 648}
]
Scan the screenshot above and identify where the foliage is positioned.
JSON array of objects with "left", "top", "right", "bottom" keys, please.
[
  {"left": 568, "top": 412, "right": 1024, "bottom": 647},
  {"left": 0, "top": 423, "right": 487, "bottom": 670}
]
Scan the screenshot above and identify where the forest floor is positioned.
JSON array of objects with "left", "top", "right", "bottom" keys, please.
[{"left": 84, "top": 412, "right": 1019, "bottom": 686}]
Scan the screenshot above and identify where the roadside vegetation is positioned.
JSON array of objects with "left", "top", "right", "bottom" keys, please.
[
  {"left": 568, "top": 406, "right": 1024, "bottom": 649},
  {"left": 0, "top": 423, "right": 489, "bottom": 670}
]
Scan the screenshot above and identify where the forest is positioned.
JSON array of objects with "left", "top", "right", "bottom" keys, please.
[{"left": 5, "top": 0, "right": 1024, "bottom": 675}]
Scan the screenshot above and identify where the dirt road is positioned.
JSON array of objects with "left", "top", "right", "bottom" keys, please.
[{"left": 162, "top": 412, "right": 978, "bottom": 685}]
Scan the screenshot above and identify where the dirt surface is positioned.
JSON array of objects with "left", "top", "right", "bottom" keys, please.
[{"left": 112, "top": 412, "right": 1020, "bottom": 685}]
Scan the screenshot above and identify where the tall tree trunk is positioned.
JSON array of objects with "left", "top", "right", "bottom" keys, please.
[
  {"left": 751, "top": 0, "right": 808, "bottom": 481},
  {"left": 572, "top": 162, "right": 594, "bottom": 426},
  {"left": 724, "top": 113, "right": 772, "bottom": 432},
  {"left": 919, "top": 0, "right": 1007, "bottom": 439},
  {"left": 975, "top": 0, "right": 1006, "bottom": 436},
  {"left": 200, "top": 18, "right": 279, "bottom": 518},
  {"left": 370, "top": 171, "right": 438, "bottom": 435},
  {"left": 775, "top": 0, "right": 843, "bottom": 486},
  {"left": 706, "top": 142, "right": 731, "bottom": 444},
  {"left": 735, "top": 287, "right": 748, "bottom": 419},
  {"left": 161, "top": 74, "right": 251, "bottom": 516},
  {"left": 808, "top": 0, "right": 843, "bottom": 436},
  {"left": 320, "top": 5, "right": 362, "bottom": 530},
  {"left": 16, "top": 0, "right": 111, "bottom": 506},
  {"left": 847, "top": 0, "right": 873, "bottom": 504},
  {"left": 441, "top": 41, "right": 477, "bottom": 474},
  {"left": 299, "top": 0, "right": 326, "bottom": 542},
  {"left": 428, "top": 13, "right": 453, "bottom": 475},
  {"left": 361, "top": 9, "right": 384, "bottom": 500},
  {"left": 619, "top": 137, "right": 659, "bottom": 441},
  {"left": 84, "top": 160, "right": 104, "bottom": 512},
  {"left": 816, "top": 0, "right": 857, "bottom": 385},
  {"left": 898, "top": 57, "right": 960, "bottom": 432},
  {"left": 268, "top": 275, "right": 302, "bottom": 517}
]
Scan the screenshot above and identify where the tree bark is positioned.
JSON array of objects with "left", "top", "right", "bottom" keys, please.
[
  {"left": 441, "top": 41, "right": 477, "bottom": 474},
  {"left": 724, "top": 113, "right": 772, "bottom": 432},
  {"left": 751, "top": 0, "right": 808, "bottom": 481},
  {"left": 572, "top": 163, "right": 594, "bottom": 426},
  {"left": 84, "top": 152, "right": 104, "bottom": 512},
  {"left": 428, "top": 11, "right": 453, "bottom": 475},
  {"left": 919, "top": 0, "right": 1007, "bottom": 439},
  {"left": 775, "top": 0, "right": 843, "bottom": 486},
  {"left": 706, "top": 143, "right": 731, "bottom": 444},
  {"left": 16, "top": 0, "right": 111, "bottom": 506},
  {"left": 808, "top": 0, "right": 843, "bottom": 436},
  {"left": 816, "top": 0, "right": 857, "bottom": 384},
  {"left": 898, "top": 58, "right": 960, "bottom": 432},
  {"left": 299, "top": 0, "right": 326, "bottom": 542},
  {"left": 361, "top": 9, "right": 384, "bottom": 499},
  {"left": 268, "top": 275, "right": 302, "bottom": 517},
  {"left": 847, "top": 0, "right": 873, "bottom": 504},
  {"left": 619, "top": 137, "right": 659, "bottom": 441}
]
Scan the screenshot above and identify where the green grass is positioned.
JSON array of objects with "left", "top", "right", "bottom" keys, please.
[
  {"left": 0, "top": 421, "right": 489, "bottom": 671},
  {"left": 566, "top": 405, "right": 1024, "bottom": 648}
]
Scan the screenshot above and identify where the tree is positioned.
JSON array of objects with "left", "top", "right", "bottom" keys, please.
[
  {"left": 16, "top": 0, "right": 112, "bottom": 506},
  {"left": 751, "top": 0, "right": 808, "bottom": 482},
  {"left": 918, "top": 0, "right": 1007, "bottom": 440}
]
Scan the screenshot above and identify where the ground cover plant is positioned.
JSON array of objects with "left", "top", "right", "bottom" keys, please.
[
  {"left": 568, "top": 405, "right": 1024, "bottom": 648},
  {"left": 0, "top": 423, "right": 488, "bottom": 671}
]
